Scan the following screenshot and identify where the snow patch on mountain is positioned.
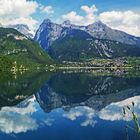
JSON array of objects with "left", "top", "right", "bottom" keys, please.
[{"left": 7, "top": 24, "right": 34, "bottom": 38}]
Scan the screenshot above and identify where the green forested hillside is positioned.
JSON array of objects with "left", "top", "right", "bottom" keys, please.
[
  {"left": 0, "top": 71, "right": 52, "bottom": 107},
  {"left": 0, "top": 27, "right": 54, "bottom": 71},
  {"left": 50, "top": 36, "right": 140, "bottom": 61},
  {"left": 0, "top": 56, "right": 13, "bottom": 71}
]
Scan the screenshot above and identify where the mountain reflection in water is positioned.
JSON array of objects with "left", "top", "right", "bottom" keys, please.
[{"left": 0, "top": 72, "right": 140, "bottom": 140}]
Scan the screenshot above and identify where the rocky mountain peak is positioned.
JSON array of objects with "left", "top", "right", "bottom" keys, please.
[
  {"left": 7, "top": 24, "right": 34, "bottom": 38},
  {"left": 62, "top": 20, "right": 71, "bottom": 27},
  {"left": 87, "top": 20, "right": 108, "bottom": 32},
  {"left": 34, "top": 18, "right": 140, "bottom": 54},
  {"left": 42, "top": 19, "right": 52, "bottom": 24},
  {"left": 11, "top": 24, "right": 30, "bottom": 30},
  {"left": 93, "top": 20, "right": 107, "bottom": 27}
]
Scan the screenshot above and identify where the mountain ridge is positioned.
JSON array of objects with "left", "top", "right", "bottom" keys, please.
[
  {"left": 34, "top": 19, "right": 140, "bottom": 61},
  {"left": 34, "top": 19, "right": 140, "bottom": 50}
]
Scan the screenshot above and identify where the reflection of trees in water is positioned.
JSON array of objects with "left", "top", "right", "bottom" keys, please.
[
  {"left": 0, "top": 72, "right": 52, "bottom": 107},
  {"left": 1, "top": 71, "right": 140, "bottom": 114}
]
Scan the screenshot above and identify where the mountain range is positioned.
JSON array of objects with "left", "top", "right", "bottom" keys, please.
[
  {"left": 1, "top": 19, "right": 140, "bottom": 67},
  {"left": 34, "top": 19, "right": 140, "bottom": 61}
]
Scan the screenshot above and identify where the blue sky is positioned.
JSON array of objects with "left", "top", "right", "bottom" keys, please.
[
  {"left": 0, "top": 0, "right": 140, "bottom": 36},
  {"left": 34, "top": 0, "right": 140, "bottom": 23}
]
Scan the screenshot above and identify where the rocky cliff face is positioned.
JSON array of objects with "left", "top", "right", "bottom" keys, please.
[
  {"left": 34, "top": 19, "right": 140, "bottom": 61},
  {"left": 34, "top": 19, "right": 140, "bottom": 51},
  {"left": 34, "top": 19, "right": 63, "bottom": 51}
]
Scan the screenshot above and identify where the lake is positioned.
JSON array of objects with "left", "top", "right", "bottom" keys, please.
[{"left": 0, "top": 71, "right": 140, "bottom": 140}]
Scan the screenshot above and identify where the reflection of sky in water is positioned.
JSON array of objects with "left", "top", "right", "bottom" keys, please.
[
  {"left": 0, "top": 95, "right": 140, "bottom": 140},
  {"left": 0, "top": 96, "right": 38, "bottom": 134}
]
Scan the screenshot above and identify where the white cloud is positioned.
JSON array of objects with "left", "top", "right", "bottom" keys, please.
[
  {"left": 63, "top": 107, "right": 83, "bottom": 120},
  {"left": 0, "top": 97, "right": 38, "bottom": 134},
  {"left": 63, "top": 106, "right": 97, "bottom": 127},
  {"left": 2, "top": 17, "right": 38, "bottom": 31},
  {"left": 62, "top": 11, "right": 84, "bottom": 25},
  {"left": 1, "top": 1, "right": 140, "bottom": 37},
  {"left": 99, "top": 96, "right": 140, "bottom": 121},
  {"left": 99, "top": 10, "right": 140, "bottom": 36},
  {"left": 81, "top": 5, "right": 97, "bottom": 24},
  {"left": 41, "top": 6, "right": 54, "bottom": 14},
  {"left": 61, "top": 4, "right": 140, "bottom": 36},
  {"left": 0, "top": 0, "right": 38, "bottom": 30},
  {"left": 80, "top": 106, "right": 97, "bottom": 127},
  {"left": 62, "top": 5, "right": 98, "bottom": 25},
  {"left": 2, "top": 101, "right": 37, "bottom": 115},
  {"left": 62, "top": 95, "right": 140, "bottom": 128},
  {"left": 0, "top": 112, "right": 38, "bottom": 134},
  {"left": 81, "top": 119, "right": 97, "bottom": 127},
  {"left": 81, "top": 5, "right": 98, "bottom": 14},
  {"left": 43, "top": 118, "right": 54, "bottom": 126}
]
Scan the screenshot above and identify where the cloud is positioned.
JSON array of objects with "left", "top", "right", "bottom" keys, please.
[
  {"left": 0, "top": 97, "right": 38, "bottom": 134},
  {"left": 81, "top": 119, "right": 97, "bottom": 127},
  {"left": 99, "top": 10, "right": 140, "bottom": 36},
  {"left": 63, "top": 106, "right": 97, "bottom": 127},
  {"left": 0, "top": 0, "right": 38, "bottom": 30},
  {"left": 1, "top": 0, "right": 140, "bottom": 36},
  {"left": 43, "top": 118, "right": 54, "bottom": 126},
  {"left": 62, "top": 11, "right": 84, "bottom": 25},
  {"left": 81, "top": 5, "right": 97, "bottom": 24},
  {"left": 80, "top": 107, "right": 97, "bottom": 127},
  {"left": 81, "top": 5, "right": 98, "bottom": 14},
  {"left": 63, "top": 95, "right": 140, "bottom": 128},
  {"left": 62, "top": 5, "right": 98, "bottom": 25},
  {"left": 99, "top": 96, "right": 140, "bottom": 121},
  {"left": 2, "top": 101, "right": 37, "bottom": 115},
  {"left": 41, "top": 6, "right": 54, "bottom": 14},
  {"left": 63, "top": 107, "right": 83, "bottom": 120},
  {"left": 2, "top": 17, "right": 38, "bottom": 31},
  {"left": 61, "top": 4, "right": 140, "bottom": 36},
  {"left": 0, "top": 112, "right": 38, "bottom": 134}
]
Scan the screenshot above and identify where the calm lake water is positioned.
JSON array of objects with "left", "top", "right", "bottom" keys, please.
[{"left": 0, "top": 72, "right": 140, "bottom": 140}]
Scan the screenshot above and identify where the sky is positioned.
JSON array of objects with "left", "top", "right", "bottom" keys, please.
[{"left": 0, "top": 0, "right": 140, "bottom": 36}]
